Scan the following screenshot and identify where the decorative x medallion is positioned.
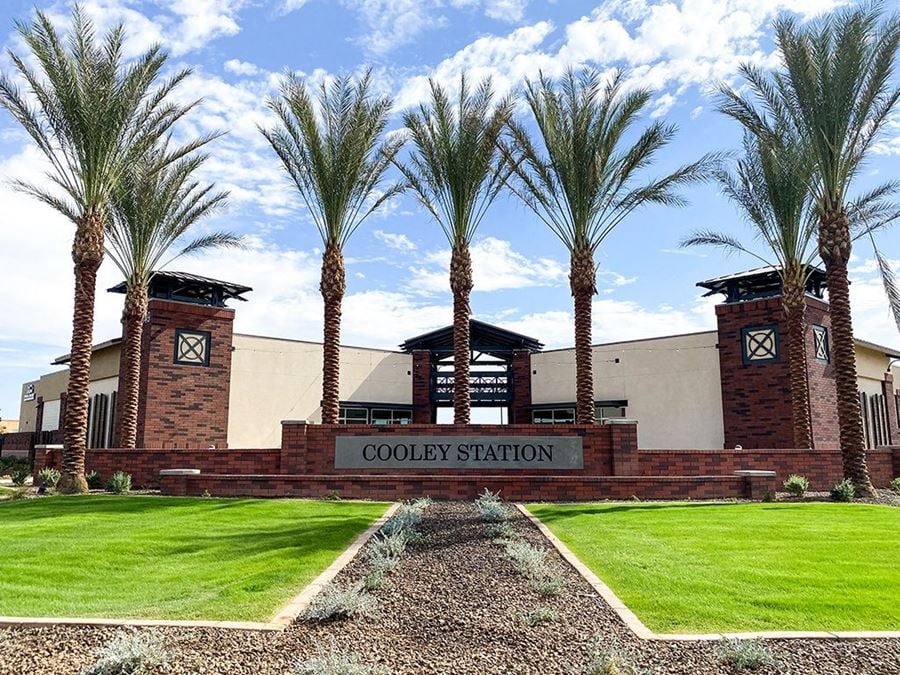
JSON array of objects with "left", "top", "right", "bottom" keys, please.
[
  {"left": 741, "top": 326, "right": 778, "bottom": 364},
  {"left": 813, "top": 325, "right": 830, "bottom": 363},
  {"left": 174, "top": 329, "right": 211, "bottom": 366}
]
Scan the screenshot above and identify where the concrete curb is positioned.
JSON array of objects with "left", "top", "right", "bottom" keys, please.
[
  {"left": 515, "top": 504, "right": 900, "bottom": 642},
  {"left": 0, "top": 502, "right": 400, "bottom": 633}
]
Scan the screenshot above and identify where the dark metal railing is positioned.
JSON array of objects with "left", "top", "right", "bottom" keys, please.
[{"left": 431, "top": 368, "right": 512, "bottom": 404}]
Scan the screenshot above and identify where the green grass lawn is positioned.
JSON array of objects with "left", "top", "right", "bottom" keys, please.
[
  {"left": 528, "top": 501, "right": 900, "bottom": 633},
  {"left": 0, "top": 495, "right": 388, "bottom": 621}
]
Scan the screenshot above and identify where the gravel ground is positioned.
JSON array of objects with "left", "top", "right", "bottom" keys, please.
[
  {"left": 1, "top": 501, "right": 898, "bottom": 674},
  {"left": 776, "top": 489, "right": 900, "bottom": 507}
]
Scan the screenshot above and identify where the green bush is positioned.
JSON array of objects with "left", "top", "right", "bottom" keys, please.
[
  {"left": 890, "top": 477, "right": 900, "bottom": 494},
  {"left": 86, "top": 471, "right": 103, "bottom": 490},
  {"left": 11, "top": 469, "right": 29, "bottom": 487},
  {"left": 522, "top": 605, "right": 556, "bottom": 626},
  {"left": 304, "top": 582, "right": 378, "bottom": 622},
  {"left": 294, "top": 640, "right": 387, "bottom": 675},
  {"left": 38, "top": 467, "right": 61, "bottom": 489},
  {"left": 715, "top": 638, "right": 773, "bottom": 671},
  {"left": 830, "top": 479, "right": 855, "bottom": 502},
  {"left": 106, "top": 471, "right": 132, "bottom": 495},
  {"left": 782, "top": 474, "right": 809, "bottom": 497},
  {"left": 80, "top": 630, "right": 172, "bottom": 675},
  {"left": 585, "top": 642, "right": 640, "bottom": 675}
]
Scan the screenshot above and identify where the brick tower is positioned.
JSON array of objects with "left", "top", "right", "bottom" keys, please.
[
  {"left": 699, "top": 267, "right": 839, "bottom": 450},
  {"left": 110, "top": 272, "right": 251, "bottom": 449}
]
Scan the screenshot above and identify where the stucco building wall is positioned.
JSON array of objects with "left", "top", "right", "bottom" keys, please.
[
  {"left": 227, "top": 334, "right": 412, "bottom": 448},
  {"left": 530, "top": 331, "right": 724, "bottom": 449}
]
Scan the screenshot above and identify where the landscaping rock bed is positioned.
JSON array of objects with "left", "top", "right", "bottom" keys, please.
[{"left": 1, "top": 501, "right": 898, "bottom": 674}]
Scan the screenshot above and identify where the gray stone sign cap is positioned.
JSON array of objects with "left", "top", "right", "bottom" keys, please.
[
  {"left": 33, "top": 444, "right": 64, "bottom": 450},
  {"left": 733, "top": 470, "right": 777, "bottom": 477},
  {"left": 159, "top": 469, "right": 201, "bottom": 476}
]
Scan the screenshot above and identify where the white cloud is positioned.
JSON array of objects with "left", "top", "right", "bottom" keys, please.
[
  {"left": 224, "top": 59, "right": 260, "bottom": 76},
  {"left": 409, "top": 236, "right": 566, "bottom": 293},
  {"left": 374, "top": 230, "right": 417, "bottom": 251},
  {"left": 849, "top": 255, "right": 900, "bottom": 348}
]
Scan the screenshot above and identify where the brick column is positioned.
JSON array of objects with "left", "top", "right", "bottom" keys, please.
[
  {"left": 135, "top": 298, "right": 235, "bottom": 449},
  {"left": 608, "top": 420, "right": 639, "bottom": 475},
  {"left": 510, "top": 349, "right": 532, "bottom": 424},
  {"left": 411, "top": 350, "right": 433, "bottom": 424},
  {"left": 882, "top": 373, "right": 900, "bottom": 445},
  {"left": 280, "top": 419, "right": 309, "bottom": 474}
]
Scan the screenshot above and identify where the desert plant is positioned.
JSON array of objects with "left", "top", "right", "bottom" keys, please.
[
  {"left": 80, "top": 630, "right": 172, "bottom": 675},
  {"left": 86, "top": 471, "right": 103, "bottom": 490},
  {"left": 365, "top": 531, "right": 408, "bottom": 574},
  {"left": 362, "top": 569, "right": 386, "bottom": 591},
  {"left": 261, "top": 70, "right": 403, "bottom": 424},
  {"left": 304, "top": 582, "right": 378, "bottom": 622},
  {"left": 294, "top": 640, "right": 387, "bottom": 675},
  {"left": 715, "top": 638, "right": 774, "bottom": 672},
  {"left": 38, "top": 467, "right": 61, "bottom": 489},
  {"left": 8, "top": 487, "right": 29, "bottom": 501},
  {"left": 831, "top": 479, "right": 855, "bottom": 502},
  {"left": 783, "top": 474, "right": 809, "bottom": 497},
  {"left": 476, "top": 488, "right": 501, "bottom": 503},
  {"left": 522, "top": 605, "right": 556, "bottom": 626},
  {"left": 396, "top": 75, "right": 513, "bottom": 423},
  {"left": 585, "top": 639, "right": 640, "bottom": 675},
  {"left": 505, "top": 540, "right": 549, "bottom": 577},
  {"left": 505, "top": 68, "right": 716, "bottom": 423},
  {"left": 11, "top": 469, "right": 28, "bottom": 487},
  {"left": 106, "top": 471, "right": 132, "bottom": 495},
  {"left": 891, "top": 477, "right": 900, "bottom": 493},
  {"left": 485, "top": 521, "right": 517, "bottom": 541},
  {"left": 0, "top": 8, "right": 197, "bottom": 493},
  {"left": 475, "top": 499, "right": 509, "bottom": 522},
  {"left": 531, "top": 576, "right": 564, "bottom": 597}
]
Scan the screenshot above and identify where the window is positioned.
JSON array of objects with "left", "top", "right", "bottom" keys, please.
[
  {"left": 338, "top": 407, "right": 368, "bottom": 424},
  {"left": 596, "top": 406, "right": 626, "bottom": 421},
  {"left": 532, "top": 408, "right": 575, "bottom": 424},
  {"left": 174, "top": 329, "right": 211, "bottom": 366},
  {"left": 813, "top": 325, "right": 830, "bottom": 363},
  {"left": 371, "top": 409, "right": 412, "bottom": 425},
  {"left": 741, "top": 325, "right": 779, "bottom": 364}
]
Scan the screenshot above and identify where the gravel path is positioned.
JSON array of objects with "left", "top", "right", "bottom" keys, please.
[{"left": 1, "top": 501, "right": 898, "bottom": 674}]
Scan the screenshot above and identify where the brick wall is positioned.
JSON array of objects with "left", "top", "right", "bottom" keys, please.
[
  {"left": 280, "top": 422, "right": 624, "bottom": 476},
  {"left": 0, "top": 431, "right": 33, "bottom": 457},
  {"left": 882, "top": 374, "right": 899, "bottom": 445},
  {"left": 638, "top": 447, "right": 897, "bottom": 489},
  {"left": 136, "top": 299, "right": 235, "bottom": 449},
  {"left": 805, "top": 298, "right": 839, "bottom": 449},
  {"left": 411, "top": 350, "right": 433, "bottom": 424},
  {"left": 160, "top": 472, "right": 752, "bottom": 501},
  {"left": 36, "top": 446, "right": 280, "bottom": 489}
]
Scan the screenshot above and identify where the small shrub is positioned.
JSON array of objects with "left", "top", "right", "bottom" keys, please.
[
  {"left": 362, "top": 570, "right": 385, "bottom": 591},
  {"left": 86, "top": 471, "right": 103, "bottom": 490},
  {"left": 10, "top": 469, "right": 28, "bottom": 487},
  {"left": 7, "top": 487, "right": 29, "bottom": 501},
  {"left": 294, "top": 640, "right": 387, "bottom": 675},
  {"left": 530, "top": 575, "right": 564, "bottom": 597},
  {"left": 475, "top": 499, "right": 509, "bottom": 522},
  {"left": 475, "top": 487, "right": 501, "bottom": 504},
  {"left": 38, "top": 467, "right": 61, "bottom": 489},
  {"left": 522, "top": 605, "right": 556, "bottom": 626},
  {"left": 323, "top": 490, "right": 341, "bottom": 501},
  {"left": 485, "top": 521, "right": 517, "bottom": 541},
  {"left": 304, "top": 582, "right": 378, "bottom": 622},
  {"left": 366, "top": 531, "right": 408, "bottom": 570},
  {"left": 585, "top": 641, "right": 640, "bottom": 675},
  {"left": 80, "top": 630, "right": 172, "bottom": 675},
  {"left": 890, "top": 477, "right": 900, "bottom": 493},
  {"left": 505, "top": 540, "right": 549, "bottom": 577},
  {"left": 782, "top": 474, "right": 808, "bottom": 497},
  {"left": 106, "top": 471, "right": 132, "bottom": 495},
  {"left": 715, "top": 638, "right": 773, "bottom": 672},
  {"left": 830, "top": 479, "right": 855, "bottom": 502}
]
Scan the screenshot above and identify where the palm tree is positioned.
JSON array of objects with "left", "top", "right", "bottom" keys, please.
[
  {"left": 718, "top": 4, "right": 900, "bottom": 494},
  {"left": 261, "top": 70, "right": 403, "bottom": 424},
  {"left": 0, "top": 7, "right": 197, "bottom": 491},
  {"left": 395, "top": 76, "right": 513, "bottom": 424},
  {"left": 107, "top": 144, "right": 237, "bottom": 448},
  {"left": 504, "top": 68, "right": 715, "bottom": 424},
  {"left": 683, "top": 131, "right": 818, "bottom": 448}
]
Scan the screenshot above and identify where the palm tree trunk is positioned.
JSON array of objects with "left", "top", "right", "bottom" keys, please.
[
  {"left": 320, "top": 243, "right": 346, "bottom": 425},
  {"left": 571, "top": 244, "right": 596, "bottom": 425},
  {"left": 59, "top": 212, "right": 104, "bottom": 494},
  {"left": 450, "top": 243, "right": 473, "bottom": 425},
  {"left": 116, "top": 284, "right": 148, "bottom": 448},
  {"left": 819, "top": 208, "right": 874, "bottom": 496},
  {"left": 782, "top": 276, "right": 812, "bottom": 449}
]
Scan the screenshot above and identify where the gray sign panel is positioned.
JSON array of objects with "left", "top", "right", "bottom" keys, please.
[{"left": 334, "top": 435, "right": 584, "bottom": 470}]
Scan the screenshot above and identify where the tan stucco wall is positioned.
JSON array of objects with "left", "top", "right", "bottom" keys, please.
[
  {"left": 17, "top": 344, "right": 121, "bottom": 433},
  {"left": 228, "top": 334, "right": 413, "bottom": 448},
  {"left": 531, "top": 331, "right": 725, "bottom": 449},
  {"left": 854, "top": 343, "right": 896, "bottom": 396}
]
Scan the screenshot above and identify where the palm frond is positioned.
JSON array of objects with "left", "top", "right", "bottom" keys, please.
[{"left": 870, "top": 233, "right": 900, "bottom": 334}]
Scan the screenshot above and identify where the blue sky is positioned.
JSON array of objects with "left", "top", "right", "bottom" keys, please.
[{"left": 1, "top": 0, "right": 899, "bottom": 423}]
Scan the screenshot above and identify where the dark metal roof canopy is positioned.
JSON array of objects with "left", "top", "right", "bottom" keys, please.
[
  {"left": 697, "top": 265, "right": 827, "bottom": 304},
  {"left": 108, "top": 271, "right": 252, "bottom": 307},
  {"left": 400, "top": 319, "right": 544, "bottom": 358}
]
